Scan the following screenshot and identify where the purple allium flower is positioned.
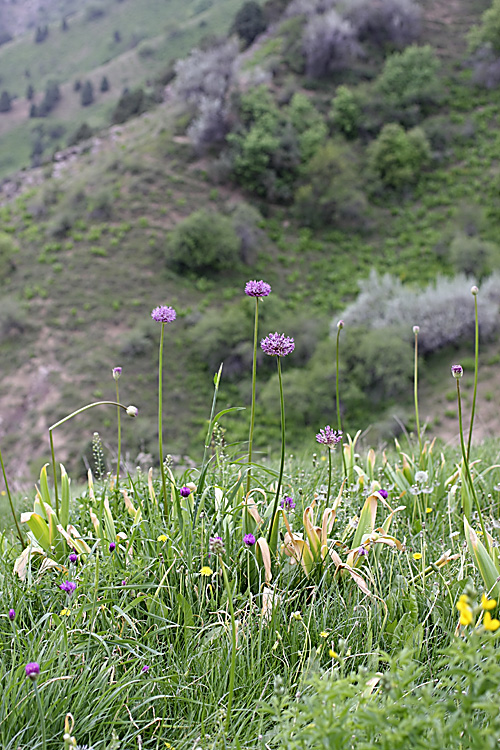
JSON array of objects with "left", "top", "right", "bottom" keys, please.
[
  {"left": 151, "top": 305, "right": 176, "bottom": 324},
  {"left": 357, "top": 546, "right": 369, "bottom": 556},
  {"left": 109, "top": 542, "right": 116, "bottom": 552},
  {"left": 378, "top": 489, "right": 388, "bottom": 499},
  {"left": 316, "top": 426, "right": 342, "bottom": 448},
  {"left": 25, "top": 662, "right": 40, "bottom": 681},
  {"left": 243, "top": 533, "right": 256, "bottom": 546},
  {"left": 337, "top": 320, "right": 344, "bottom": 330},
  {"left": 59, "top": 581, "right": 77, "bottom": 594},
  {"left": 260, "top": 332, "right": 295, "bottom": 357},
  {"left": 126, "top": 405, "right": 139, "bottom": 418},
  {"left": 451, "top": 364, "right": 463, "bottom": 379},
  {"left": 8, "top": 608, "right": 15, "bottom": 622},
  {"left": 245, "top": 280, "right": 271, "bottom": 298},
  {"left": 142, "top": 665, "right": 150, "bottom": 673},
  {"left": 280, "top": 496, "right": 296, "bottom": 511},
  {"left": 180, "top": 486, "right": 191, "bottom": 498},
  {"left": 69, "top": 553, "right": 78, "bottom": 563},
  {"left": 209, "top": 536, "right": 225, "bottom": 555},
  {"left": 112, "top": 366, "right": 122, "bottom": 380}
]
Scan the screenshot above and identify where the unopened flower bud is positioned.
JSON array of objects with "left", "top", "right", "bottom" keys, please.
[
  {"left": 413, "top": 325, "right": 419, "bottom": 334},
  {"left": 451, "top": 364, "right": 463, "bottom": 379},
  {"left": 337, "top": 320, "right": 344, "bottom": 330},
  {"left": 112, "top": 367, "right": 122, "bottom": 380},
  {"left": 126, "top": 405, "right": 138, "bottom": 418},
  {"left": 471, "top": 285, "right": 479, "bottom": 296}
]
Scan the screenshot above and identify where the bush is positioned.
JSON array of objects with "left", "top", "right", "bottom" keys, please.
[
  {"left": 468, "top": 0, "right": 500, "bottom": 54},
  {"left": 230, "top": 201, "right": 264, "bottom": 264},
  {"left": 367, "top": 123, "right": 430, "bottom": 190},
  {"left": 67, "top": 122, "right": 94, "bottom": 147},
  {"left": 346, "top": 0, "right": 421, "bottom": 49},
  {"left": 174, "top": 40, "right": 238, "bottom": 105},
  {"left": 302, "top": 10, "right": 359, "bottom": 78},
  {"left": 230, "top": 1, "right": 267, "bottom": 48},
  {"left": 287, "top": 92, "right": 328, "bottom": 160},
  {"left": 165, "top": 209, "right": 241, "bottom": 274},
  {"left": 375, "top": 45, "right": 441, "bottom": 109},
  {"left": 330, "top": 85, "right": 362, "bottom": 137},
  {"left": 449, "top": 233, "right": 500, "bottom": 280},
  {"left": 111, "top": 88, "right": 154, "bottom": 124}
]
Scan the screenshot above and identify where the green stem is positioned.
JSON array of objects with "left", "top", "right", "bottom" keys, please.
[
  {"left": 49, "top": 400, "right": 132, "bottom": 516},
  {"left": 157, "top": 323, "right": 169, "bottom": 519},
  {"left": 414, "top": 329, "right": 422, "bottom": 459},
  {"left": 246, "top": 298, "right": 259, "bottom": 498},
  {"left": 0, "top": 448, "right": 24, "bottom": 547},
  {"left": 327, "top": 447, "right": 332, "bottom": 504},
  {"left": 456, "top": 379, "right": 488, "bottom": 551},
  {"left": 267, "top": 357, "right": 286, "bottom": 547},
  {"left": 336, "top": 325, "right": 347, "bottom": 478},
  {"left": 115, "top": 380, "right": 121, "bottom": 490},
  {"left": 221, "top": 559, "right": 237, "bottom": 735},
  {"left": 33, "top": 683, "right": 47, "bottom": 750},
  {"left": 467, "top": 293, "right": 479, "bottom": 462}
]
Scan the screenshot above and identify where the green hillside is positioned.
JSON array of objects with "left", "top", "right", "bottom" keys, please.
[{"left": 0, "top": 0, "right": 500, "bottom": 483}]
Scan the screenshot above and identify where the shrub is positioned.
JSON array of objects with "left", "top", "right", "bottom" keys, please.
[
  {"left": 230, "top": 201, "right": 264, "bottom": 264},
  {"left": 375, "top": 45, "right": 441, "bottom": 109},
  {"left": 0, "top": 297, "right": 29, "bottom": 340},
  {"left": 287, "top": 92, "right": 328, "bottom": 160},
  {"left": 111, "top": 88, "right": 154, "bottom": 124},
  {"left": 230, "top": 1, "right": 267, "bottom": 48},
  {"left": 174, "top": 40, "right": 238, "bottom": 105},
  {"left": 187, "top": 96, "right": 228, "bottom": 149},
  {"left": 367, "top": 123, "right": 430, "bottom": 190},
  {"left": 468, "top": 0, "right": 500, "bottom": 54},
  {"left": 302, "top": 10, "right": 359, "bottom": 78},
  {"left": 165, "top": 209, "right": 241, "bottom": 274},
  {"left": 67, "top": 122, "right": 93, "bottom": 147},
  {"left": 346, "top": 0, "right": 421, "bottom": 49},
  {"left": 330, "top": 85, "right": 362, "bottom": 137},
  {"left": 449, "top": 232, "right": 500, "bottom": 280}
]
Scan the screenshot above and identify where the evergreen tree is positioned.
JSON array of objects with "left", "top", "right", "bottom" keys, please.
[
  {"left": 230, "top": 1, "right": 266, "bottom": 48},
  {"left": 26, "top": 84, "right": 34, "bottom": 101},
  {"left": 100, "top": 75, "right": 110, "bottom": 92},
  {"left": 0, "top": 91, "right": 11, "bottom": 112},
  {"left": 80, "top": 80, "right": 94, "bottom": 107}
]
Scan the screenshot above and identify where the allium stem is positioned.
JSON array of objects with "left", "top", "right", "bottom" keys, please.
[
  {"left": 335, "top": 324, "right": 347, "bottom": 478},
  {"left": 456, "top": 378, "right": 488, "bottom": 550},
  {"left": 327, "top": 447, "right": 332, "bottom": 504},
  {"left": 115, "top": 380, "right": 121, "bottom": 490},
  {"left": 157, "top": 322, "right": 169, "bottom": 519},
  {"left": 221, "top": 558, "right": 237, "bottom": 734},
  {"left": 246, "top": 298, "right": 260, "bottom": 498},
  {"left": 33, "top": 682, "right": 47, "bottom": 750},
  {"left": 0, "top": 448, "right": 24, "bottom": 547},
  {"left": 267, "top": 357, "right": 286, "bottom": 551},
  {"left": 467, "top": 292, "right": 479, "bottom": 462},
  {"left": 413, "top": 328, "right": 423, "bottom": 458}
]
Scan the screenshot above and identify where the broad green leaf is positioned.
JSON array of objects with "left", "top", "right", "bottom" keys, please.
[
  {"left": 25, "top": 513, "right": 50, "bottom": 551},
  {"left": 464, "top": 517, "right": 500, "bottom": 599},
  {"left": 352, "top": 494, "right": 378, "bottom": 550},
  {"left": 39, "top": 464, "right": 52, "bottom": 507}
]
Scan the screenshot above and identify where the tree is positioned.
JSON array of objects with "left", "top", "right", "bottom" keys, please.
[
  {"left": 230, "top": 1, "right": 267, "bottom": 48},
  {"left": 165, "top": 209, "right": 241, "bottom": 274},
  {"left": 302, "top": 10, "right": 359, "bottom": 78},
  {"left": 376, "top": 45, "right": 441, "bottom": 108},
  {"left": 468, "top": 0, "right": 500, "bottom": 53},
  {"left": 80, "top": 80, "right": 94, "bottom": 107},
  {"left": 67, "top": 122, "right": 94, "bottom": 147},
  {"left": 0, "top": 91, "right": 11, "bottom": 113},
  {"left": 367, "top": 123, "right": 430, "bottom": 190},
  {"left": 34, "top": 25, "right": 49, "bottom": 43},
  {"left": 100, "top": 75, "right": 110, "bottom": 92},
  {"left": 26, "top": 84, "right": 34, "bottom": 101}
]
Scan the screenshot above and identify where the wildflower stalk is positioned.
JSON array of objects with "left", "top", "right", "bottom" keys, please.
[
  {"left": 33, "top": 682, "right": 47, "bottom": 750},
  {"left": 335, "top": 321, "right": 347, "bottom": 477},
  {"left": 455, "top": 374, "right": 488, "bottom": 550},
  {"left": 467, "top": 288, "right": 479, "bottom": 461},
  {"left": 220, "top": 558, "right": 237, "bottom": 735},
  {"left": 268, "top": 356, "right": 286, "bottom": 550},
  {"left": 413, "top": 326, "right": 423, "bottom": 458},
  {"left": 0, "top": 447, "right": 24, "bottom": 547},
  {"left": 246, "top": 297, "right": 260, "bottom": 498},
  {"left": 157, "top": 322, "right": 169, "bottom": 519},
  {"left": 115, "top": 378, "right": 122, "bottom": 489},
  {"left": 327, "top": 447, "right": 332, "bottom": 506},
  {"left": 49, "top": 400, "right": 136, "bottom": 515}
]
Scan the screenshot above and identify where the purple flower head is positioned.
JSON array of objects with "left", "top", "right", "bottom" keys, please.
[
  {"left": 8, "top": 608, "right": 15, "bottom": 622},
  {"left": 151, "top": 305, "right": 176, "bottom": 324},
  {"left": 378, "top": 489, "right": 388, "bottom": 500},
  {"left": 260, "top": 332, "right": 295, "bottom": 357},
  {"left": 121, "top": 580, "right": 127, "bottom": 586},
  {"left": 59, "top": 581, "right": 77, "bottom": 594},
  {"left": 357, "top": 546, "right": 369, "bottom": 556},
  {"left": 109, "top": 542, "right": 116, "bottom": 553},
  {"left": 142, "top": 665, "right": 150, "bottom": 673},
  {"left": 112, "top": 366, "right": 122, "bottom": 381},
  {"left": 25, "top": 662, "right": 40, "bottom": 681},
  {"left": 243, "top": 533, "right": 256, "bottom": 547},
  {"left": 69, "top": 552, "right": 78, "bottom": 564},
  {"left": 245, "top": 280, "right": 271, "bottom": 298},
  {"left": 316, "top": 426, "right": 342, "bottom": 448},
  {"left": 209, "top": 536, "right": 225, "bottom": 555},
  {"left": 280, "top": 496, "right": 296, "bottom": 511},
  {"left": 179, "top": 486, "right": 191, "bottom": 498},
  {"left": 451, "top": 364, "right": 463, "bottom": 379}
]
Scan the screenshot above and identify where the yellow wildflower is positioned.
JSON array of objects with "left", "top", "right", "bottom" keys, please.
[
  {"left": 319, "top": 631, "right": 328, "bottom": 638},
  {"left": 483, "top": 611, "right": 500, "bottom": 631},
  {"left": 481, "top": 594, "right": 497, "bottom": 611},
  {"left": 60, "top": 609, "right": 71, "bottom": 617},
  {"left": 426, "top": 507, "right": 432, "bottom": 513},
  {"left": 157, "top": 535, "right": 168, "bottom": 542},
  {"left": 456, "top": 597, "right": 473, "bottom": 626},
  {"left": 413, "top": 552, "right": 422, "bottom": 560},
  {"left": 329, "top": 649, "right": 339, "bottom": 658},
  {"left": 200, "top": 566, "right": 213, "bottom": 577}
]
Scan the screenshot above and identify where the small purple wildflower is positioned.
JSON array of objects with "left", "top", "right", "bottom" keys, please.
[
  {"left": 245, "top": 280, "right": 271, "bottom": 298},
  {"left": 112, "top": 366, "right": 122, "bottom": 380},
  {"left": 121, "top": 580, "right": 127, "bottom": 586},
  {"left": 209, "top": 536, "right": 225, "bottom": 555},
  {"left": 8, "top": 608, "right": 15, "bottom": 622},
  {"left": 243, "top": 533, "right": 256, "bottom": 546},
  {"left": 260, "top": 332, "right": 295, "bottom": 357},
  {"left": 69, "top": 552, "right": 78, "bottom": 563},
  {"left": 357, "top": 546, "right": 369, "bottom": 556},
  {"left": 451, "top": 364, "right": 463, "bottom": 379},
  {"left": 316, "top": 426, "right": 342, "bottom": 448},
  {"left": 179, "top": 486, "right": 191, "bottom": 498},
  {"left": 378, "top": 489, "right": 389, "bottom": 500},
  {"left": 25, "top": 662, "right": 40, "bottom": 681},
  {"left": 59, "top": 581, "right": 77, "bottom": 594},
  {"left": 142, "top": 665, "right": 150, "bottom": 673},
  {"left": 151, "top": 305, "right": 176, "bottom": 324},
  {"left": 109, "top": 542, "right": 116, "bottom": 553},
  {"left": 280, "top": 496, "right": 296, "bottom": 511}
]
